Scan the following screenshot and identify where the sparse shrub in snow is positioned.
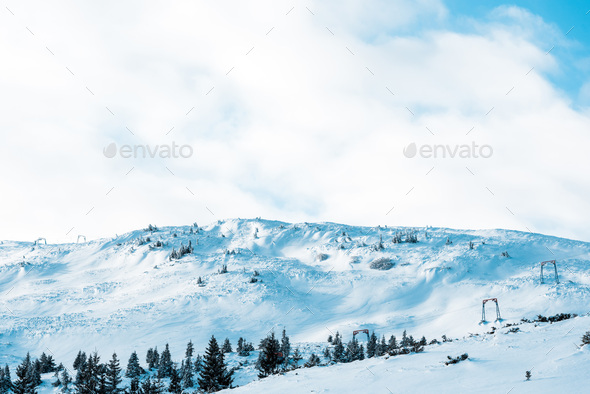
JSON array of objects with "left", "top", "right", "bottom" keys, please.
[
  {"left": 304, "top": 354, "right": 321, "bottom": 368},
  {"left": 371, "top": 235, "right": 385, "bottom": 251},
  {"left": 349, "top": 255, "right": 361, "bottom": 264},
  {"left": 169, "top": 241, "right": 193, "bottom": 260},
  {"left": 581, "top": 331, "right": 590, "bottom": 345},
  {"left": 292, "top": 348, "right": 303, "bottom": 366},
  {"left": 370, "top": 257, "right": 394, "bottom": 270},
  {"left": 525, "top": 370, "right": 532, "bottom": 381},
  {"left": 316, "top": 253, "right": 329, "bottom": 262},
  {"left": 323, "top": 347, "right": 331, "bottom": 359},
  {"left": 219, "top": 264, "right": 228, "bottom": 274},
  {"left": 237, "top": 338, "right": 255, "bottom": 356},
  {"left": 446, "top": 237, "right": 452, "bottom": 245},
  {"left": 327, "top": 334, "right": 333, "bottom": 343},
  {"left": 501, "top": 251, "right": 510, "bottom": 258},
  {"left": 469, "top": 241, "right": 474, "bottom": 250},
  {"left": 522, "top": 313, "right": 577, "bottom": 324},
  {"left": 405, "top": 230, "right": 418, "bottom": 243},
  {"left": 444, "top": 353, "right": 468, "bottom": 366},
  {"left": 248, "top": 277, "right": 259, "bottom": 283},
  {"left": 145, "top": 224, "right": 158, "bottom": 232},
  {"left": 507, "top": 327, "right": 520, "bottom": 334}
]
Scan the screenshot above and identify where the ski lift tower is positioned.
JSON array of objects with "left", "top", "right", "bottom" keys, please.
[
  {"left": 540, "top": 260, "right": 559, "bottom": 284},
  {"left": 481, "top": 298, "right": 501, "bottom": 323}
]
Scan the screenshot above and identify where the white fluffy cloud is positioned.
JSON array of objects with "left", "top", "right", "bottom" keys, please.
[{"left": 1, "top": 0, "right": 589, "bottom": 242}]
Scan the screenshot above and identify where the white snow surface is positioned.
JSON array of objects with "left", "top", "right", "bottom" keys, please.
[{"left": 1, "top": 218, "right": 589, "bottom": 392}]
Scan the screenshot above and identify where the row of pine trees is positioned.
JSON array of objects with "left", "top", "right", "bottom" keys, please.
[{"left": 1, "top": 328, "right": 433, "bottom": 394}]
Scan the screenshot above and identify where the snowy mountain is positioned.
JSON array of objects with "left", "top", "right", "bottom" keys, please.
[{"left": 1, "top": 218, "right": 589, "bottom": 392}]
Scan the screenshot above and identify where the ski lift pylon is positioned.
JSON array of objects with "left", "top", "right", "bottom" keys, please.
[
  {"left": 353, "top": 329, "right": 370, "bottom": 341},
  {"left": 481, "top": 298, "right": 501, "bottom": 323},
  {"left": 540, "top": 260, "right": 559, "bottom": 284}
]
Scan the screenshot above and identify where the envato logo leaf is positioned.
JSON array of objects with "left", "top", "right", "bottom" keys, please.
[
  {"left": 103, "top": 142, "right": 194, "bottom": 159},
  {"left": 403, "top": 142, "right": 493, "bottom": 159},
  {"left": 103, "top": 143, "right": 117, "bottom": 159},
  {"left": 403, "top": 142, "right": 417, "bottom": 158}
]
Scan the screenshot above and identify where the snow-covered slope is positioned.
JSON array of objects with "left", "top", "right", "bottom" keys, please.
[{"left": 1, "top": 219, "right": 589, "bottom": 390}]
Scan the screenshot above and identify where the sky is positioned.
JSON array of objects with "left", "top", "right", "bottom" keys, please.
[{"left": 1, "top": 0, "right": 590, "bottom": 243}]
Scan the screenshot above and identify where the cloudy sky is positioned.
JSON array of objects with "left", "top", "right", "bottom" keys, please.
[{"left": 1, "top": 0, "right": 590, "bottom": 243}]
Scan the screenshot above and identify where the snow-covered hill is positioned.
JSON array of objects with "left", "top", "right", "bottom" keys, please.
[{"left": 1, "top": 219, "right": 589, "bottom": 391}]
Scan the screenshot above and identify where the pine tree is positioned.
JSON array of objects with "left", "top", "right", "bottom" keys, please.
[
  {"left": 59, "top": 369, "right": 72, "bottom": 393},
  {"left": 377, "top": 335, "right": 387, "bottom": 356},
  {"left": 304, "top": 354, "right": 321, "bottom": 368},
  {"left": 31, "top": 359, "right": 42, "bottom": 387},
  {"left": 168, "top": 367, "right": 182, "bottom": 394},
  {"left": 280, "top": 329, "right": 291, "bottom": 363},
  {"left": 157, "top": 344, "right": 173, "bottom": 379},
  {"left": 367, "top": 332, "right": 378, "bottom": 358},
  {"left": 194, "top": 354, "right": 203, "bottom": 373},
  {"left": 388, "top": 335, "right": 398, "bottom": 355},
  {"left": 582, "top": 331, "right": 590, "bottom": 345},
  {"left": 75, "top": 352, "right": 101, "bottom": 394},
  {"left": 257, "top": 332, "right": 281, "bottom": 378},
  {"left": 344, "top": 337, "right": 363, "bottom": 362},
  {"left": 525, "top": 370, "right": 532, "bottom": 381},
  {"left": 400, "top": 330, "right": 409, "bottom": 349},
  {"left": 198, "top": 336, "right": 233, "bottom": 392},
  {"left": 13, "top": 355, "right": 31, "bottom": 394},
  {"left": 292, "top": 348, "right": 303, "bottom": 366},
  {"left": 140, "top": 377, "right": 163, "bottom": 394},
  {"left": 39, "top": 354, "right": 49, "bottom": 373},
  {"left": 105, "top": 353, "right": 122, "bottom": 394},
  {"left": 222, "top": 338, "right": 232, "bottom": 353},
  {"left": 323, "top": 347, "right": 331, "bottom": 359},
  {"left": 73, "top": 351, "right": 86, "bottom": 371},
  {"left": 146, "top": 348, "right": 160, "bottom": 370},
  {"left": 180, "top": 341, "right": 194, "bottom": 389},
  {"left": 0, "top": 365, "right": 12, "bottom": 394},
  {"left": 332, "top": 332, "right": 345, "bottom": 362},
  {"left": 128, "top": 378, "right": 140, "bottom": 394},
  {"left": 125, "top": 351, "right": 144, "bottom": 378},
  {"left": 236, "top": 337, "right": 244, "bottom": 354},
  {"left": 327, "top": 334, "right": 333, "bottom": 343}
]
